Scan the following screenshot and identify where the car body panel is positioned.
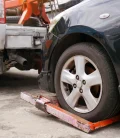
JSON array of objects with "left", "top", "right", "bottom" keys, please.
[{"left": 41, "top": 0, "right": 120, "bottom": 91}]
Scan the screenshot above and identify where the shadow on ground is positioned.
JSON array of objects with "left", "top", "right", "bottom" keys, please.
[{"left": 0, "top": 68, "right": 39, "bottom": 92}]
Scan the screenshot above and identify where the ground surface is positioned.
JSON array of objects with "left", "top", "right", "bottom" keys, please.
[{"left": 0, "top": 68, "right": 120, "bottom": 138}]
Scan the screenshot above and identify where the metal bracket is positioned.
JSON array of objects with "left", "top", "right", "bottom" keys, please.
[{"left": 35, "top": 96, "right": 50, "bottom": 113}]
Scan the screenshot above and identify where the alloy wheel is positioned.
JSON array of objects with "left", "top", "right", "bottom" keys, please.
[{"left": 60, "top": 55, "right": 102, "bottom": 113}]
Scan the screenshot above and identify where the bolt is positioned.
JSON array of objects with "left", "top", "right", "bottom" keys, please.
[
  {"left": 82, "top": 80, "right": 86, "bottom": 85},
  {"left": 79, "top": 89, "right": 83, "bottom": 93},
  {"left": 73, "top": 84, "right": 77, "bottom": 88},
  {"left": 76, "top": 75, "right": 79, "bottom": 80}
]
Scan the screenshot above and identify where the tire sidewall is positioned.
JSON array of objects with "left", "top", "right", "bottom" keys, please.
[{"left": 54, "top": 43, "right": 118, "bottom": 121}]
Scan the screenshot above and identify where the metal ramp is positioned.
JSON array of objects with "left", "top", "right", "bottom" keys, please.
[{"left": 21, "top": 91, "right": 120, "bottom": 133}]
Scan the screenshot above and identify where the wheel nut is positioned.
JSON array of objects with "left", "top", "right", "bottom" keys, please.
[
  {"left": 80, "top": 89, "right": 83, "bottom": 93},
  {"left": 76, "top": 75, "right": 79, "bottom": 80},
  {"left": 73, "top": 84, "right": 77, "bottom": 88},
  {"left": 82, "top": 80, "right": 86, "bottom": 85}
]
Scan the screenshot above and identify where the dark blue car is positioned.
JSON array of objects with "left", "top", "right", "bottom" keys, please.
[{"left": 39, "top": 0, "right": 120, "bottom": 122}]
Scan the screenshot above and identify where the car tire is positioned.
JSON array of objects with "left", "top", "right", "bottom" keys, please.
[{"left": 54, "top": 42, "right": 120, "bottom": 122}]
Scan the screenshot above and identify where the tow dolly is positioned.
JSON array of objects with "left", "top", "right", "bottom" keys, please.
[{"left": 21, "top": 91, "right": 120, "bottom": 133}]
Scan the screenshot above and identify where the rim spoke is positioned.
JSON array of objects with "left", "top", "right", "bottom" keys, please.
[
  {"left": 82, "top": 89, "right": 97, "bottom": 111},
  {"left": 61, "top": 55, "right": 102, "bottom": 113},
  {"left": 74, "top": 56, "right": 85, "bottom": 77},
  {"left": 86, "top": 70, "right": 102, "bottom": 86},
  {"left": 66, "top": 88, "right": 81, "bottom": 108},
  {"left": 61, "top": 69, "right": 76, "bottom": 85}
]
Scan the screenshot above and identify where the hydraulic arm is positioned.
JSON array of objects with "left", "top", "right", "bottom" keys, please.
[{"left": 5, "top": 0, "right": 50, "bottom": 25}]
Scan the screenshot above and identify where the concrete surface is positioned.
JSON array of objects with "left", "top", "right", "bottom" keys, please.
[{"left": 0, "top": 68, "right": 120, "bottom": 138}]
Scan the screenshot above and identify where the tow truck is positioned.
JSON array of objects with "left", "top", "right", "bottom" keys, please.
[
  {"left": 1, "top": 0, "right": 120, "bottom": 134},
  {"left": 0, "top": 0, "right": 49, "bottom": 75}
]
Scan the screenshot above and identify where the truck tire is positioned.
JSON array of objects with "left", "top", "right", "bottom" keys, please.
[{"left": 54, "top": 42, "right": 120, "bottom": 122}]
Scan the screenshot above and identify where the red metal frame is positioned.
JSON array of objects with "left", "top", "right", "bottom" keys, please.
[
  {"left": 21, "top": 92, "right": 120, "bottom": 133},
  {"left": 5, "top": 0, "right": 50, "bottom": 24}
]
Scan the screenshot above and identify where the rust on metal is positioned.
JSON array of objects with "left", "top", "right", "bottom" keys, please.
[{"left": 21, "top": 92, "right": 120, "bottom": 133}]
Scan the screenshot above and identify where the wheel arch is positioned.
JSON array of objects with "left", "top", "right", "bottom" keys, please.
[
  {"left": 48, "top": 32, "right": 119, "bottom": 92},
  {"left": 49, "top": 32, "right": 113, "bottom": 69}
]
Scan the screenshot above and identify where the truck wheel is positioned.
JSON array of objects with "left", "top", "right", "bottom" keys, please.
[{"left": 54, "top": 42, "right": 120, "bottom": 122}]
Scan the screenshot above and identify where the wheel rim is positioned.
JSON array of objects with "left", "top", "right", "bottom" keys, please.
[{"left": 60, "top": 55, "right": 102, "bottom": 113}]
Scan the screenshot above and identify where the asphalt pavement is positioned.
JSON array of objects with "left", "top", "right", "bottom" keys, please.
[{"left": 0, "top": 68, "right": 120, "bottom": 138}]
